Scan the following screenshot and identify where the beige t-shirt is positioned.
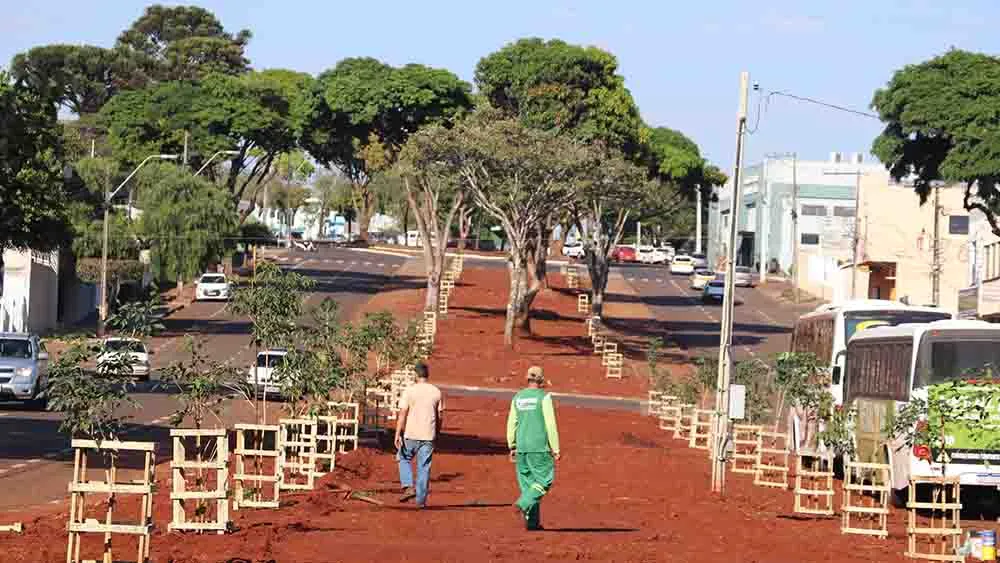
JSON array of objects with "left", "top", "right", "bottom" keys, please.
[{"left": 400, "top": 382, "right": 443, "bottom": 440}]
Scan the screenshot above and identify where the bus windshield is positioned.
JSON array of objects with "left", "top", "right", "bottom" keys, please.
[
  {"left": 844, "top": 310, "right": 950, "bottom": 342},
  {"left": 916, "top": 336, "right": 1000, "bottom": 388}
]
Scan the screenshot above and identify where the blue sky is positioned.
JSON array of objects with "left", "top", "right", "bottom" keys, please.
[{"left": 2, "top": 0, "right": 998, "bottom": 172}]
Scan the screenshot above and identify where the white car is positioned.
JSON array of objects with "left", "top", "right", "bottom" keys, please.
[
  {"left": 98, "top": 338, "right": 150, "bottom": 380},
  {"left": 691, "top": 253, "right": 709, "bottom": 269},
  {"left": 195, "top": 273, "right": 231, "bottom": 301},
  {"left": 637, "top": 246, "right": 668, "bottom": 264},
  {"left": 734, "top": 266, "right": 755, "bottom": 288},
  {"left": 248, "top": 349, "right": 287, "bottom": 397},
  {"left": 670, "top": 255, "right": 695, "bottom": 275},
  {"left": 690, "top": 269, "right": 717, "bottom": 290},
  {"left": 562, "top": 241, "right": 584, "bottom": 258}
]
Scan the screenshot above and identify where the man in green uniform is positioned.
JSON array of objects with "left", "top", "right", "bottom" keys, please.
[{"left": 507, "top": 366, "right": 560, "bottom": 531}]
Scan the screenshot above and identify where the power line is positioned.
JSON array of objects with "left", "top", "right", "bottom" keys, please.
[{"left": 766, "top": 90, "right": 880, "bottom": 120}]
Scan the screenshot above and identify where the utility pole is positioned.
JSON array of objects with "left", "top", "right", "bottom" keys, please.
[
  {"left": 695, "top": 188, "right": 703, "bottom": 255},
  {"left": 932, "top": 184, "right": 941, "bottom": 306},
  {"left": 90, "top": 139, "right": 96, "bottom": 158},
  {"left": 711, "top": 71, "right": 750, "bottom": 495},
  {"left": 758, "top": 158, "right": 768, "bottom": 283},
  {"left": 823, "top": 168, "right": 866, "bottom": 299},
  {"left": 637, "top": 221, "right": 642, "bottom": 248},
  {"left": 790, "top": 154, "right": 799, "bottom": 303},
  {"left": 183, "top": 131, "right": 189, "bottom": 166}
]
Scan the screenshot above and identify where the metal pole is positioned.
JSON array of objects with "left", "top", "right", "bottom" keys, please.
[
  {"left": 759, "top": 158, "right": 768, "bottom": 284},
  {"left": 98, "top": 198, "right": 111, "bottom": 337},
  {"left": 932, "top": 184, "right": 941, "bottom": 306},
  {"left": 711, "top": 71, "right": 750, "bottom": 495},
  {"left": 637, "top": 221, "right": 642, "bottom": 249},
  {"left": 696, "top": 188, "right": 703, "bottom": 255},
  {"left": 194, "top": 150, "right": 239, "bottom": 177},
  {"left": 90, "top": 139, "right": 96, "bottom": 158},
  {"left": 851, "top": 170, "right": 861, "bottom": 299},
  {"left": 791, "top": 154, "right": 800, "bottom": 303},
  {"left": 183, "top": 131, "right": 189, "bottom": 166}
]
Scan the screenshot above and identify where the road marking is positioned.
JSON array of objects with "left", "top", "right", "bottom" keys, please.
[
  {"left": 323, "top": 259, "right": 331, "bottom": 264},
  {"left": 49, "top": 499, "right": 61, "bottom": 504},
  {"left": 363, "top": 261, "right": 372, "bottom": 266},
  {"left": 290, "top": 259, "right": 313, "bottom": 271},
  {"left": 336, "top": 259, "right": 344, "bottom": 264},
  {"left": 10, "top": 463, "right": 25, "bottom": 470},
  {"left": 377, "top": 263, "right": 385, "bottom": 267},
  {"left": 641, "top": 278, "right": 649, "bottom": 282},
  {"left": 26, "top": 458, "right": 40, "bottom": 464},
  {"left": 351, "top": 261, "right": 358, "bottom": 265},
  {"left": 627, "top": 277, "right": 635, "bottom": 282},
  {"left": 755, "top": 308, "right": 778, "bottom": 324},
  {"left": 0, "top": 413, "right": 9, "bottom": 417},
  {"left": 656, "top": 279, "right": 663, "bottom": 283}
]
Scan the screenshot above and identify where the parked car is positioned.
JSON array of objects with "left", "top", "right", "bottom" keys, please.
[
  {"left": 659, "top": 245, "right": 676, "bottom": 260},
  {"left": 562, "top": 241, "right": 584, "bottom": 258},
  {"left": 670, "top": 254, "right": 695, "bottom": 275},
  {"left": 734, "top": 266, "right": 755, "bottom": 288},
  {"left": 98, "top": 337, "right": 151, "bottom": 380},
  {"left": 0, "top": 333, "right": 48, "bottom": 405},
  {"left": 248, "top": 349, "right": 288, "bottom": 397},
  {"left": 691, "top": 253, "right": 709, "bottom": 269},
  {"left": 690, "top": 269, "right": 716, "bottom": 290},
  {"left": 637, "top": 245, "right": 668, "bottom": 264},
  {"left": 613, "top": 245, "right": 637, "bottom": 263},
  {"left": 195, "top": 273, "right": 231, "bottom": 301}
]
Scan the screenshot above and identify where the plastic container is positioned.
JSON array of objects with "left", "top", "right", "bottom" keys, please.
[{"left": 981, "top": 530, "right": 996, "bottom": 561}]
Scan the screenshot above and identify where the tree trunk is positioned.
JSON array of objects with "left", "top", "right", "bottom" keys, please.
[
  {"left": 587, "top": 254, "right": 610, "bottom": 317},
  {"left": 357, "top": 189, "right": 374, "bottom": 241},
  {"left": 504, "top": 256, "right": 527, "bottom": 346},
  {"left": 457, "top": 207, "right": 471, "bottom": 253},
  {"left": 402, "top": 205, "right": 410, "bottom": 244}
]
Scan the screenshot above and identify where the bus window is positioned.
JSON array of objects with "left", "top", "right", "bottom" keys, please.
[
  {"left": 792, "top": 315, "right": 835, "bottom": 362},
  {"left": 915, "top": 337, "right": 1000, "bottom": 388},
  {"left": 845, "top": 340, "right": 912, "bottom": 404},
  {"left": 844, "top": 310, "right": 950, "bottom": 342}
]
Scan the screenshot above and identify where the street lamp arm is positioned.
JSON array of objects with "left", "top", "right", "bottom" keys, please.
[
  {"left": 195, "top": 150, "right": 240, "bottom": 177},
  {"left": 108, "top": 154, "right": 178, "bottom": 201}
]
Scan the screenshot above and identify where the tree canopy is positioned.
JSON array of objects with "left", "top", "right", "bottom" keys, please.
[
  {"left": 0, "top": 73, "right": 71, "bottom": 252},
  {"left": 475, "top": 38, "right": 645, "bottom": 156},
  {"left": 10, "top": 45, "right": 124, "bottom": 115},
  {"left": 115, "top": 4, "right": 251, "bottom": 84},
  {"left": 871, "top": 49, "right": 1000, "bottom": 234}
]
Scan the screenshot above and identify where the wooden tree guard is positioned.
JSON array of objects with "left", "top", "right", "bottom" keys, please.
[
  {"left": 0, "top": 522, "right": 22, "bottom": 533},
  {"left": 841, "top": 461, "right": 891, "bottom": 538},
  {"left": 586, "top": 315, "right": 602, "bottom": 337},
  {"left": 437, "top": 288, "right": 450, "bottom": 316},
  {"left": 278, "top": 419, "right": 317, "bottom": 491},
  {"left": 169, "top": 428, "right": 229, "bottom": 534},
  {"left": 233, "top": 424, "right": 281, "bottom": 510},
  {"left": 577, "top": 294, "right": 590, "bottom": 314},
  {"left": 567, "top": 269, "right": 579, "bottom": 289},
  {"left": 905, "top": 476, "right": 963, "bottom": 562},
  {"left": 328, "top": 401, "right": 360, "bottom": 453},
  {"left": 730, "top": 424, "right": 761, "bottom": 474},
  {"left": 647, "top": 391, "right": 665, "bottom": 415},
  {"left": 754, "top": 431, "right": 790, "bottom": 489},
  {"left": 793, "top": 451, "right": 835, "bottom": 516},
  {"left": 601, "top": 341, "right": 619, "bottom": 366},
  {"left": 66, "top": 439, "right": 155, "bottom": 563},
  {"left": 440, "top": 279, "right": 455, "bottom": 292},
  {"left": 688, "top": 409, "right": 713, "bottom": 450},
  {"left": 674, "top": 404, "right": 696, "bottom": 440},
  {"left": 605, "top": 352, "right": 623, "bottom": 379}
]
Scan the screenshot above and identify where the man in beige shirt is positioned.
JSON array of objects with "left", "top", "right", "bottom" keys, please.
[{"left": 394, "top": 363, "right": 442, "bottom": 508}]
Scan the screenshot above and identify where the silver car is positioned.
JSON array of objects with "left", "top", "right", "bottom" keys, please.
[
  {"left": 0, "top": 333, "right": 49, "bottom": 406},
  {"left": 734, "top": 266, "right": 755, "bottom": 288}
]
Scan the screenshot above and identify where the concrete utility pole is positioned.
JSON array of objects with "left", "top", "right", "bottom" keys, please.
[
  {"left": 823, "top": 168, "right": 865, "bottom": 299},
  {"left": 932, "top": 184, "right": 941, "bottom": 306},
  {"left": 695, "top": 188, "right": 703, "bottom": 255},
  {"left": 758, "top": 158, "right": 768, "bottom": 284},
  {"left": 711, "top": 71, "right": 750, "bottom": 495},
  {"left": 637, "top": 221, "right": 642, "bottom": 248},
  {"left": 791, "top": 154, "right": 799, "bottom": 303}
]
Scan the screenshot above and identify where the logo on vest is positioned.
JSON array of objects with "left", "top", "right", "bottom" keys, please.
[{"left": 516, "top": 397, "right": 539, "bottom": 411}]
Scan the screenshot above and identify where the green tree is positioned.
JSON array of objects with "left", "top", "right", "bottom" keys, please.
[
  {"left": 47, "top": 343, "right": 138, "bottom": 442},
  {"left": 306, "top": 57, "right": 473, "bottom": 241},
  {"left": 115, "top": 4, "right": 251, "bottom": 84},
  {"left": 310, "top": 173, "right": 345, "bottom": 238},
  {"left": 100, "top": 72, "right": 302, "bottom": 220},
  {"left": 475, "top": 38, "right": 645, "bottom": 155},
  {"left": 10, "top": 44, "right": 124, "bottom": 115},
  {"left": 165, "top": 336, "right": 247, "bottom": 428},
  {"left": 269, "top": 181, "right": 311, "bottom": 239},
  {"left": 106, "top": 293, "right": 165, "bottom": 339},
  {"left": 871, "top": 49, "right": 1000, "bottom": 236},
  {"left": 0, "top": 72, "right": 71, "bottom": 253},
  {"left": 133, "top": 163, "right": 236, "bottom": 289}
]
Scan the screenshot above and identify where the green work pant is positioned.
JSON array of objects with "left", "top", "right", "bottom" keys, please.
[{"left": 515, "top": 452, "right": 555, "bottom": 529}]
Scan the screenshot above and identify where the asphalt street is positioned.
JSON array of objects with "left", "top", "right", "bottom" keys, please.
[{"left": 0, "top": 246, "right": 414, "bottom": 510}]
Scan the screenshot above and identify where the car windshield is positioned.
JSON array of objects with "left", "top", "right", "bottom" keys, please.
[
  {"left": 257, "top": 354, "right": 286, "bottom": 368},
  {"left": 708, "top": 281, "right": 724, "bottom": 288},
  {"left": 692, "top": 254, "right": 706, "bottom": 259},
  {"left": 0, "top": 339, "right": 31, "bottom": 358},
  {"left": 916, "top": 336, "right": 1000, "bottom": 388},
  {"left": 639, "top": 246, "right": 654, "bottom": 252},
  {"left": 844, "top": 310, "right": 951, "bottom": 342},
  {"left": 695, "top": 269, "right": 713, "bottom": 276},
  {"left": 105, "top": 340, "right": 145, "bottom": 353},
  {"left": 735, "top": 267, "right": 751, "bottom": 274},
  {"left": 674, "top": 257, "right": 691, "bottom": 263},
  {"left": 200, "top": 275, "right": 226, "bottom": 284}
]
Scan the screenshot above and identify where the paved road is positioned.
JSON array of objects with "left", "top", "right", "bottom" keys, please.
[
  {"left": 608, "top": 263, "right": 814, "bottom": 361},
  {"left": 0, "top": 246, "right": 413, "bottom": 511}
]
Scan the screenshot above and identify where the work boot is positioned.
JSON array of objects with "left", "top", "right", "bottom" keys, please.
[{"left": 399, "top": 487, "right": 416, "bottom": 503}]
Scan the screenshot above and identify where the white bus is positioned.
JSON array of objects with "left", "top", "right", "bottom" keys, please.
[
  {"left": 845, "top": 320, "right": 1000, "bottom": 497},
  {"left": 787, "top": 300, "right": 952, "bottom": 449}
]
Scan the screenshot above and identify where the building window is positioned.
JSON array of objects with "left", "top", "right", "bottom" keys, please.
[
  {"left": 801, "top": 233, "right": 820, "bottom": 245},
  {"left": 949, "top": 215, "right": 970, "bottom": 235},
  {"left": 801, "top": 205, "right": 828, "bottom": 217},
  {"left": 833, "top": 206, "right": 856, "bottom": 217},
  {"left": 986, "top": 242, "right": 1000, "bottom": 282}
]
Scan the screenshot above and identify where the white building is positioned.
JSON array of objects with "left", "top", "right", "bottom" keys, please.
[
  {"left": 251, "top": 198, "right": 400, "bottom": 241},
  {"left": 0, "top": 249, "right": 60, "bottom": 333},
  {"left": 961, "top": 206, "right": 1000, "bottom": 320},
  {"left": 708, "top": 152, "right": 884, "bottom": 282}
]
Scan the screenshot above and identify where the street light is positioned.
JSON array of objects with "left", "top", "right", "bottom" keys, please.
[
  {"left": 98, "top": 154, "right": 179, "bottom": 336},
  {"left": 194, "top": 150, "right": 240, "bottom": 176}
]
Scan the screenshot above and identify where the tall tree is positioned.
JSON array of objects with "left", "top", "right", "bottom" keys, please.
[
  {"left": 0, "top": 72, "right": 70, "bottom": 253},
  {"left": 115, "top": 4, "right": 251, "bottom": 84},
  {"left": 397, "top": 125, "right": 467, "bottom": 310},
  {"left": 569, "top": 149, "right": 649, "bottom": 316},
  {"left": 475, "top": 38, "right": 645, "bottom": 156},
  {"left": 10, "top": 45, "right": 124, "bottom": 115},
  {"left": 448, "top": 114, "right": 584, "bottom": 345},
  {"left": 269, "top": 181, "right": 310, "bottom": 239},
  {"left": 871, "top": 49, "right": 1000, "bottom": 235},
  {"left": 311, "top": 173, "right": 343, "bottom": 238},
  {"left": 100, "top": 71, "right": 302, "bottom": 220},
  {"left": 306, "top": 58, "right": 473, "bottom": 241},
  {"left": 134, "top": 163, "right": 236, "bottom": 288}
]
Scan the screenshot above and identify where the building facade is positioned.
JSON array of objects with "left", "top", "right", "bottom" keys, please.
[
  {"left": 0, "top": 249, "right": 60, "bottom": 333},
  {"left": 960, "top": 206, "right": 1000, "bottom": 320}
]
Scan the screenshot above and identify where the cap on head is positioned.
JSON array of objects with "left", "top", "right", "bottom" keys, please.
[{"left": 526, "top": 366, "right": 545, "bottom": 384}]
